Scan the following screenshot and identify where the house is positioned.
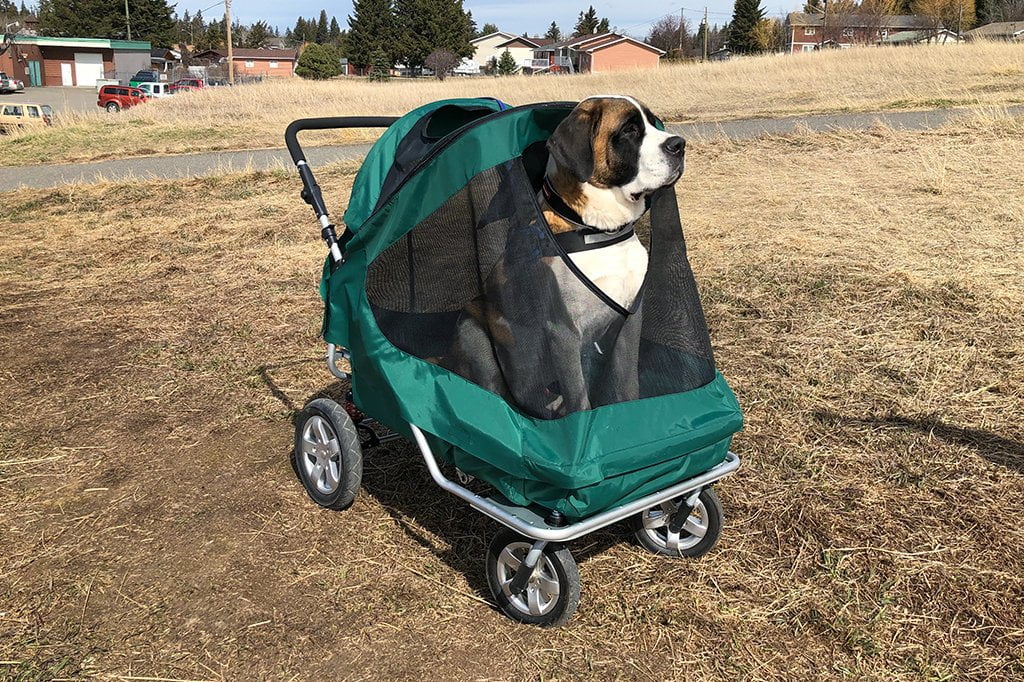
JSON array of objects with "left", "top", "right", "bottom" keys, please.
[
  {"left": 457, "top": 31, "right": 518, "bottom": 73},
  {"left": 150, "top": 47, "right": 181, "bottom": 74},
  {"left": 964, "top": 21, "right": 1024, "bottom": 41},
  {"left": 531, "top": 33, "right": 664, "bottom": 74},
  {"left": 881, "top": 28, "right": 962, "bottom": 45},
  {"left": 493, "top": 35, "right": 555, "bottom": 73},
  {"left": 191, "top": 48, "right": 298, "bottom": 78},
  {"left": 785, "top": 12, "right": 930, "bottom": 53},
  {"left": 0, "top": 34, "right": 151, "bottom": 87},
  {"left": 708, "top": 47, "right": 732, "bottom": 61}
]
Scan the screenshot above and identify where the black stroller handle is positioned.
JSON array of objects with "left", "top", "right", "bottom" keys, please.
[{"left": 285, "top": 116, "right": 399, "bottom": 264}]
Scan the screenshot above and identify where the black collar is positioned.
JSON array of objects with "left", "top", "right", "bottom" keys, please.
[{"left": 540, "top": 177, "right": 640, "bottom": 254}]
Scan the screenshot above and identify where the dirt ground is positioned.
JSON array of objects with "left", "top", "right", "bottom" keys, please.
[{"left": 1, "top": 117, "right": 1023, "bottom": 681}]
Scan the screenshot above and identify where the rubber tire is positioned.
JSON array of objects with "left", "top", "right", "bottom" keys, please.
[
  {"left": 485, "top": 529, "right": 581, "bottom": 627},
  {"left": 631, "top": 487, "right": 724, "bottom": 558},
  {"left": 105, "top": 102, "right": 120, "bottom": 113},
  {"left": 293, "top": 398, "right": 362, "bottom": 510}
]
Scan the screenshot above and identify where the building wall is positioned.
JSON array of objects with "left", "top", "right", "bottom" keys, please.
[
  {"left": 589, "top": 43, "right": 660, "bottom": 72},
  {"left": 38, "top": 46, "right": 114, "bottom": 86},
  {"left": 471, "top": 33, "right": 516, "bottom": 65},
  {"left": 234, "top": 58, "right": 295, "bottom": 77},
  {"left": 113, "top": 49, "right": 151, "bottom": 82},
  {"left": 0, "top": 43, "right": 43, "bottom": 84},
  {"left": 788, "top": 24, "right": 919, "bottom": 52}
]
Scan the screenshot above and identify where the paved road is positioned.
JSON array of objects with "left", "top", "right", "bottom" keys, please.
[{"left": 3, "top": 104, "right": 1021, "bottom": 191}]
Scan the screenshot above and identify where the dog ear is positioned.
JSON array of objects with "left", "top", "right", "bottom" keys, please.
[{"left": 547, "top": 104, "right": 596, "bottom": 183}]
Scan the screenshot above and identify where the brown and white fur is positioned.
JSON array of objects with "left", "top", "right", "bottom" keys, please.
[{"left": 542, "top": 95, "right": 685, "bottom": 308}]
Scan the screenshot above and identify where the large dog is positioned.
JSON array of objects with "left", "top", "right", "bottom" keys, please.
[{"left": 443, "top": 96, "right": 686, "bottom": 417}]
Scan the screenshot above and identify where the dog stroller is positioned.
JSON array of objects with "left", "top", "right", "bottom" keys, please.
[{"left": 285, "top": 99, "right": 743, "bottom": 626}]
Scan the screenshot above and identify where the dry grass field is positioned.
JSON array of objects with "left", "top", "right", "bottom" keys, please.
[
  {"left": 1, "top": 41, "right": 1023, "bottom": 166},
  {"left": 2, "top": 115, "right": 1023, "bottom": 680}
]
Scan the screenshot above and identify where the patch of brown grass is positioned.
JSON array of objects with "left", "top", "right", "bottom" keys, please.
[
  {"left": 1, "top": 41, "right": 1023, "bottom": 166},
  {"left": 1, "top": 117, "right": 1022, "bottom": 680}
]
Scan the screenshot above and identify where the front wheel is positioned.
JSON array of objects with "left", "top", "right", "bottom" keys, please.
[
  {"left": 631, "top": 487, "right": 723, "bottom": 558},
  {"left": 105, "top": 102, "right": 120, "bottom": 113},
  {"left": 485, "top": 529, "right": 580, "bottom": 627},
  {"left": 293, "top": 398, "right": 362, "bottom": 510}
]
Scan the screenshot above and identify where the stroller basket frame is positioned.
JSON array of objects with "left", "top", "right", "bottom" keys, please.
[{"left": 286, "top": 114, "right": 742, "bottom": 627}]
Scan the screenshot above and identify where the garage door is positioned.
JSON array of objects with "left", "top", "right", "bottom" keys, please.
[{"left": 73, "top": 52, "right": 104, "bottom": 87}]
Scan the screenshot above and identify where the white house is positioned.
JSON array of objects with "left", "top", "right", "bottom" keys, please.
[{"left": 457, "top": 31, "right": 518, "bottom": 75}]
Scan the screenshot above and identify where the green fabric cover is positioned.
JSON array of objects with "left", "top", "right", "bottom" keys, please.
[{"left": 320, "top": 101, "right": 743, "bottom": 519}]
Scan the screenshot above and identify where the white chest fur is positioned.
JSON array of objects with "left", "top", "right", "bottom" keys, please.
[{"left": 566, "top": 234, "right": 649, "bottom": 309}]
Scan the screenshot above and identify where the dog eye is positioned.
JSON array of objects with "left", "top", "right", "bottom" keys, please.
[{"left": 622, "top": 124, "right": 640, "bottom": 137}]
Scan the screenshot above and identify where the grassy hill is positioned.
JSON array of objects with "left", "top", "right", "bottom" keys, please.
[{"left": 0, "top": 41, "right": 1022, "bottom": 166}]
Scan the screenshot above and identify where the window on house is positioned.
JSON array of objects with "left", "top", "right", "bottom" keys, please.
[
  {"left": 842, "top": 28, "right": 854, "bottom": 38},
  {"left": 269, "top": 61, "right": 278, "bottom": 68},
  {"left": 245, "top": 60, "right": 255, "bottom": 67},
  {"left": 881, "top": 29, "right": 888, "bottom": 37},
  {"left": 805, "top": 27, "right": 816, "bottom": 36},
  {"left": 802, "top": 44, "right": 816, "bottom": 52}
]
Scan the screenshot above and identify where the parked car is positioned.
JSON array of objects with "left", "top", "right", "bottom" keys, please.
[
  {"left": 136, "top": 82, "right": 174, "bottom": 98},
  {"left": 169, "top": 78, "right": 204, "bottom": 92},
  {"left": 129, "top": 70, "right": 160, "bottom": 87},
  {"left": 0, "top": 71, "right": 26, "bottom": 94},
  {"left": 97, "top": 85, "right": 147, "bottom": 112},
  {"left": 0, "top": 103, "right": 53, "bottom": 133}
]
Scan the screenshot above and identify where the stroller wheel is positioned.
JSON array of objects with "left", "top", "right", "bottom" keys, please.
[
  {"left": 293, "top": 398, "right": 362, "bottom": 510},
  {"left": 485, "top": 529, "right": 580, "bottom": 627},
  {"left": 631, "top": 487, "right": 723, "bottom": 558}
]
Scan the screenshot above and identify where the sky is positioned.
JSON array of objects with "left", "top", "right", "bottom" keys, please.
[{"left": 172, "top": 1, "right": 804, "bottom": 38}]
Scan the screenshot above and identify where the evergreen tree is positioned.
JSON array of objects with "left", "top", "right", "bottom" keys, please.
[
  {"left": 727, "top": 0, "right": 766, "bottom": 53},
  {"left": 574, "top": 5, "right": 601, "bottom": 34},
  {"left": 38, "top": 0, "right": 175, "bottom": 45},
  {"left": 296, "top": 42, "right": 341, "bottom": 78},
  {"left": 316, "top": 9, "right": 329, "bottom": 43},
  {"left": 479, "top": 22, "right": 499, "bottom": 35},
  {"left": 545, "top": 21, "right": 562, "bottom": 41},
  {"left": 348, "top": 0, "right": 396, "bottom": 70},
  {"left": 329, "top": 16, "right": 342, "bottom": 44},
  {"left": 200, "top": 18, "right": 224, "bottom": 50},
  {"left": 466, "top": 10, "right": 476, "bottom": 37},
  {"left": 246, "top": 20, "right": 270, "bottom": 48},
  {"left": 368, "top": 47, "right": 390, "bottom": 80},
  {"left": 596, "top": 17, "right": 610, "bottom": 33},
  {"left": 496, "top": 47, "right": 517, "bottom": 75},
  {"left": 189, "top": 10, "right": 205, "bottom": 46},
  {"left": 394, "top": 0, "right": 473, "bottom": 74}
]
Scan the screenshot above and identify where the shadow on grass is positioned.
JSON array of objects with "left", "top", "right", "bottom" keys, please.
[
  {"left": 815, "top": 410, "right": 1024, "bottom": 474},
  {"left": 255, "top": 365, "right": 625, "bottom": 605}
]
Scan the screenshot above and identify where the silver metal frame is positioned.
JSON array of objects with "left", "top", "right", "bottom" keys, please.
[
  {"left": 409, "top": 423, "right": 740, "bottom": 543},
  {"left": 326, "top": 343, "right": 350, "bottom": 380}
]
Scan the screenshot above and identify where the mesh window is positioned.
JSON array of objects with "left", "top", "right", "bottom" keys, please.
[{"left": 366, "top": 153, "right": 714, "bottom": 420}]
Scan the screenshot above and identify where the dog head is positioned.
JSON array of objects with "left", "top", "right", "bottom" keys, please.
[{"left": 546, "top": 96, "right": 685, "bottom": 231}]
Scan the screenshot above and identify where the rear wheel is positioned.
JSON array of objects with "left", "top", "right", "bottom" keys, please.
[
  {"left": 293, "top": 398, "right": 362, "bottom": 510},
  {"left": 105, "top": 101, "right": 120, "bottom": 113},
  {"left": 631, "top": 487, "right": 723, "bottom": 558},
  {"left": 485, "top": 529, "right": 580, "bottom": 627}
]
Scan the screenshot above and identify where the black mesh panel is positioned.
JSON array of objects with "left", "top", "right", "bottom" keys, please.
[{"left": 366, "top": 157, "right": 715, "bottom": 419}]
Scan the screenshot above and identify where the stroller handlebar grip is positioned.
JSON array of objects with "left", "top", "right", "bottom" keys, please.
[{"left": 284, "top": 116, "right": 400, "bottom": 164}]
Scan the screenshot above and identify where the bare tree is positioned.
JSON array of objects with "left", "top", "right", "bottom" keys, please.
[
  {"left": 425, "top": 49, "right": 459, "bottom": 80},
  {"left": 858, "top": 0, "right": 901, "bottom": 43},
  {"left": 646, "top": 15, "right": 689, "bottom": 57}
]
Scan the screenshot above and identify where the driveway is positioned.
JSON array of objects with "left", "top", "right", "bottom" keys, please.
[
  {"left": 2, "top": 104, "right": 1021, "bottom": 190},
  {"left": 0, "top": 86, "right": 99, "bottom": 114}
]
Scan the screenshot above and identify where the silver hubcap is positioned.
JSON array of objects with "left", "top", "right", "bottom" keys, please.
[
  {"left": 495, "top": 542, "right": 561, "bottom": 616},
  {"left": 300, "top": 416, "right": 342, "bottom": 495},
  {"left": 640, "top": 498, "right": 709, "bottom": 553}
]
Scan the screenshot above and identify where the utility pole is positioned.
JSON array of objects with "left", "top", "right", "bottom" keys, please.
[
  {"left": 225, "top": 0, "right": 234, "bottom": 85},
  {"left": 678, "top": 7, "right": 684, "bottom": 58},
  {"left": 956, "top": 1, "right": 963, "bottom": 39},
  {"left": 702, "top": 7, "right": 708, "bottom": 61},
  {"left": 820, "top": 0, "right": 828, "bottom": 49},
  {"left": 124, "top": 0, "right": 131, "bottom": 40}
]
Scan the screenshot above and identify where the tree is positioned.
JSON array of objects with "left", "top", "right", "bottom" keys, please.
[
  {"left": 296, "top": 42, "right": 341, "bottom": 78},
  {"left": 425, "top": 48, "right": 458, "bottom": 79},
  {"left": 316, "top": 9, "right": 329, "bottom": 43},
  {"left": 596, "top": 17, "right": 610, "bottom": 33},
  {"left": 574, "top": 6, "right": 601, "bottom": 34},
  {"left": 245, "top": 20, "right": 270, "bottom": 48},
  {"left": 348, "top": 0, "right": 397, "bottom": 70},
  {"left": 329, "top": 16, "right": 342, "bottom": 44},
  {"left": 750, "top": 17, "right": 783, "bottom": 51},
  {"left": 496, "top": 47, "right": 517, "bottom": 75},
  {"left": 727, "top": 0, "right": 767, "bottom": 53},
  {"left": 200, "top": 18, "right": 224, "bottom": 50},
  {"left": 368, "top": 47, "right": 391, "bottom": 80},
  {"left": 394, "top": 0, "right": 474, "bottom": 74},
  {"left": 913, "top": 0, "right": 975, "bottom": 37},
  {"left": 545, "top": 21, "right": 562, "bottom": 41},
  {"left": 803, "top": 0, "right": 824, "bottom": 11},
  {"left": 479, "top": 22, "right": 499, "bottom": 35},
  {"left": 646, "top": 15, "right": 688, "bottom": 55},
  {"left": 38, "top": 0, "right": 176, "bottom": 46}
]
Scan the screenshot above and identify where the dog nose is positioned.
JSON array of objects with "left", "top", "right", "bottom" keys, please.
[{"left": 662, "top": 136, "right": 685, "bottom": 157}]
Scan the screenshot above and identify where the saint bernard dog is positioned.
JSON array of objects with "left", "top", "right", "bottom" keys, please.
[{"left": 542, "top": 95, "right": 685, "bottom": 309}]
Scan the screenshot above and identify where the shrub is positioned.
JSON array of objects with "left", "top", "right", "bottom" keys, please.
[
  {"left": 296, "top": 43, "right": 342, "bottom": 80},
  {"left": 425, "top": 49, "right": 459, "bottom": 81}
]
